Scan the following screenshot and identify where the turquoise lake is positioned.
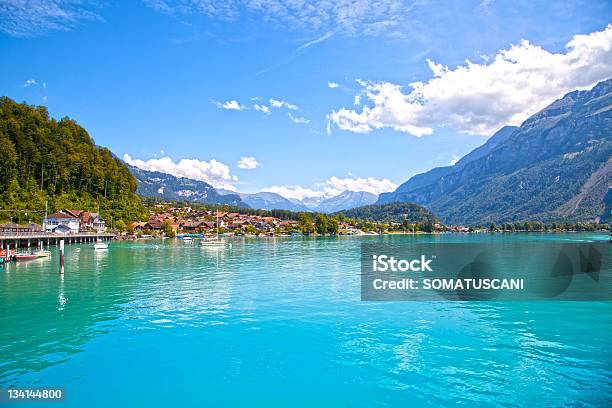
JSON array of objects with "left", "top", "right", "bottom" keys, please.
[{"left": 1, "top": 233, "right": 611, "bottom": 407}]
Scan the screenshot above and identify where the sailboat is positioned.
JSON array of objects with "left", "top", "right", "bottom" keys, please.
[
  {"left": 94, "top": 202, "right": 109, "bottom": 250},
  {"left": 200, "top": 209, "right": 225, "bottom": 247}
]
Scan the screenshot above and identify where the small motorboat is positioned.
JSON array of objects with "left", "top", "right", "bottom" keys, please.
[
  {"left": 15, "top": 253, "right": 39, "bottom": 261},
  {"left": 182, "top": 236, "right": 193, "bottom": 242},
  {"left": 35, "top": 250, "right": 52, "bottom": 257},
  {"left": 94, "top": 240, "right": 109, "bottom": 250}
]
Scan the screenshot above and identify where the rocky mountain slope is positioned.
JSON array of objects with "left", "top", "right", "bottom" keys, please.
[
  {"left": 317, "top": 190, "right": 378, "bottom": 213},
  {"left": 128, "top": 165, "right": 247, "bottom": 207},
  {"left": 378, "top": 79, "right": 612, "bottom": 225}
]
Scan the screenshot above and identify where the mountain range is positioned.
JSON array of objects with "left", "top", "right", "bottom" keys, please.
[
  {"left": 128, "top": 79, "right": 610, "bottom": 224},
  {"left": 128, "top": 164, "right": 247, "bottom": 207},
  {"left": 316, "top": 190, "right": 378, "bottom": 213},
  {"left": 238, "top": 192, "right": 311, "bottom": 212},
  {"left": 234, "top": 190, "right": 377, "bottom": 213},
  {"left": 129, "top": 165, "right": 378, "bottom": 213},
  {"left": 378, "top": 78, "right": 612, "bottom": 225}
]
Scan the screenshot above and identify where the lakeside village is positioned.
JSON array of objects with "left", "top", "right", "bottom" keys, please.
[
  {"left": 1, "top": 202, "right": 609, "bottom": 263},
  {"left": 1, "top": 202, "right": 610, "bottom": 239},
  {"left": 127, "top": 204, "right": 610, "bottom": 237},
  {"left": 125, "top": 204, "right": 445, "bottom": 238}
]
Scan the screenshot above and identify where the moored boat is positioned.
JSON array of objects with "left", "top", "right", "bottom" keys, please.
[
  {"left": 94, "top": 240, "right": 108, "bottom": 250},
  {"left": 200, "top": 237, "right": 225, "bottom": 247},
  {"left": 15, "top": 253, "right": 39, "bottom": 261},
  {"left": 35, "top": 250, "right": 52, "bottom": 257},
  {"left": 200, "top": 210, "right": 226, "bottom": 247}
]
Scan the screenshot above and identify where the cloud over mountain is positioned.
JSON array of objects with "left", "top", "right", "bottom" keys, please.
[
  {"left": 329, "top": 25, "right": 612, "bottom": 136},
  {"left": 263, "top": 175, "right": 397, "bottom": 200},
  {"left": 123, "top": 153, "right": 238, "bottom": 191}
]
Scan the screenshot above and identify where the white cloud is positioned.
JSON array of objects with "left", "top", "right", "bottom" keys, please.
[
  {"left": 329, "top": 25, "right": 612, "bottom": 136},
  {"left": 146, "top": 1, "right": 406, "bottom": 37},
  {"left": 449, "top": 154, "right": 460, "bottom": 165},
  {"left": 41, "top": 95, "right": 48, "bottom": 102},
  {"left": 212, "top": 99, "right": 247, "bottom": 111},
  {"left": 23, "top": 79, "right": 37, "bottom": 87},
  {"left": 353, "top": 95, "right": 361, "bottom": 105},
  {"left": 253, "top": 104, "right": 270, "bottom": 114},
  {"left": 288, "top": 112, "right": 310, "bottom": 124},
  {"left": 328, "top": 81, "right": 339, "bottom": 89},
  {"left": 237, "top": 156, "right": 260, "bottom": 169},
  {"left": 263, "top": 176, "right": 397, "bottom": 200},
  {"left": 324, "top": 176, "right": 397, "bottom": 196},
  {"left": 262, "top": 185, "right": 323, "bottom": 201},
  {"left": 269, "top": 98, "right": 298, "bottom": 110},
  {"left": 124, "top": 153, "right": 238, "bottom": 191},
  {"left": 0, "top": 0, "right": 101, "bottom": 37}
]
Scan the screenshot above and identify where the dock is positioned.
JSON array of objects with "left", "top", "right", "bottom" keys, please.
[{"left": 0, "top": 232, "right": 115, "bottom": 253}]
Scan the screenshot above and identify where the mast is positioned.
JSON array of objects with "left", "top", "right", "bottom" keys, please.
[
  {"left": 97, "top": 201, "right": 101, "bottom": 238},
  {"left": 43, "top": 200, "right": 48, "bottom": 231}
]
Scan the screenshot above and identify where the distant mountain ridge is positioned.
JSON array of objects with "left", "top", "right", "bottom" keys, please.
[
  {"left": 128, "top": 164, "right": 247, "bottom": 207},
  {"left": 129, "top": 164, "right": 377, "bottom": 213},
  {"left": 317, "top": 190, "right": 378, "bottom": 213},
  {"left": 239, "top": 192, "right": 311, "bottom": 212},
  {"left": 378, "top": 79, "right": 612, "bottom": 225}
]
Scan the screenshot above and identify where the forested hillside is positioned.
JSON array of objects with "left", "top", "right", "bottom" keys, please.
[
  {"left": 0, "top": 97, "right": 145, "bottom": 224},
  {"left": 337, "top": 202, "right": 439, "bottom": 224}
]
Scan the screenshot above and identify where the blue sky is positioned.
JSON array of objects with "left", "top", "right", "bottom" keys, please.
[{"left": 1, "top": 0, "right": 611, "bottom": 199}]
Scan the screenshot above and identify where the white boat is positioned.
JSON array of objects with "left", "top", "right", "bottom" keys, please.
[
  {"left": 182, "top": 236, "right": 193, "bottom": 242},
  {"left": 200, "top": 237, "right": 225, "bottom": 247},
  {"left": 200, "top": 210, "right": 226, "bottom": 247},
  {"left": 35, "top": 250, "right": 51, "bottom": 257},
  {"left": 94, "top": 240, "right": 108, "bottom": 250}
]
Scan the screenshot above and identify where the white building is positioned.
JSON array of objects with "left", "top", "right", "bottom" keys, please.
[{"left": 45, "top": 212, "right": 80, "bottom": 233}]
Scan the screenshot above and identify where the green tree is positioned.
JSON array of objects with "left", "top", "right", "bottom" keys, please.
[
  {"left": 115, "top": 219, "right": 127, "bottom": 232},
  {"left": 315, "top": 214, "right": 328, "bottom": 234},
  {"left": 162, "top": 220, "right": 175, "bottom": 238},
  {"left": 298, "top": 212, "right": 314, "bottom": 234},
  {"left": 244, "top": 224, "right": 258, "bottom": 235},
  {"left": 327, "top": 217, "right": 339, "bottom": 235}
]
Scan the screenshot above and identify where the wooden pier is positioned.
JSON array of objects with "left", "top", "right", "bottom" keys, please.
[{"left": 0, "top": 232, "right": 115, "bottom": 251}]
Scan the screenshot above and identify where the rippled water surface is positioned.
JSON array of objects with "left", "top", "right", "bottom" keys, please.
[{"left": 1, "top": 233, "right": 611, "bottom": 407}]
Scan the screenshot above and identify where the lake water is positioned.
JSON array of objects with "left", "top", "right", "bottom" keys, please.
[{"left": 1, "top": 233, "right": 611, "bottom": 407}]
